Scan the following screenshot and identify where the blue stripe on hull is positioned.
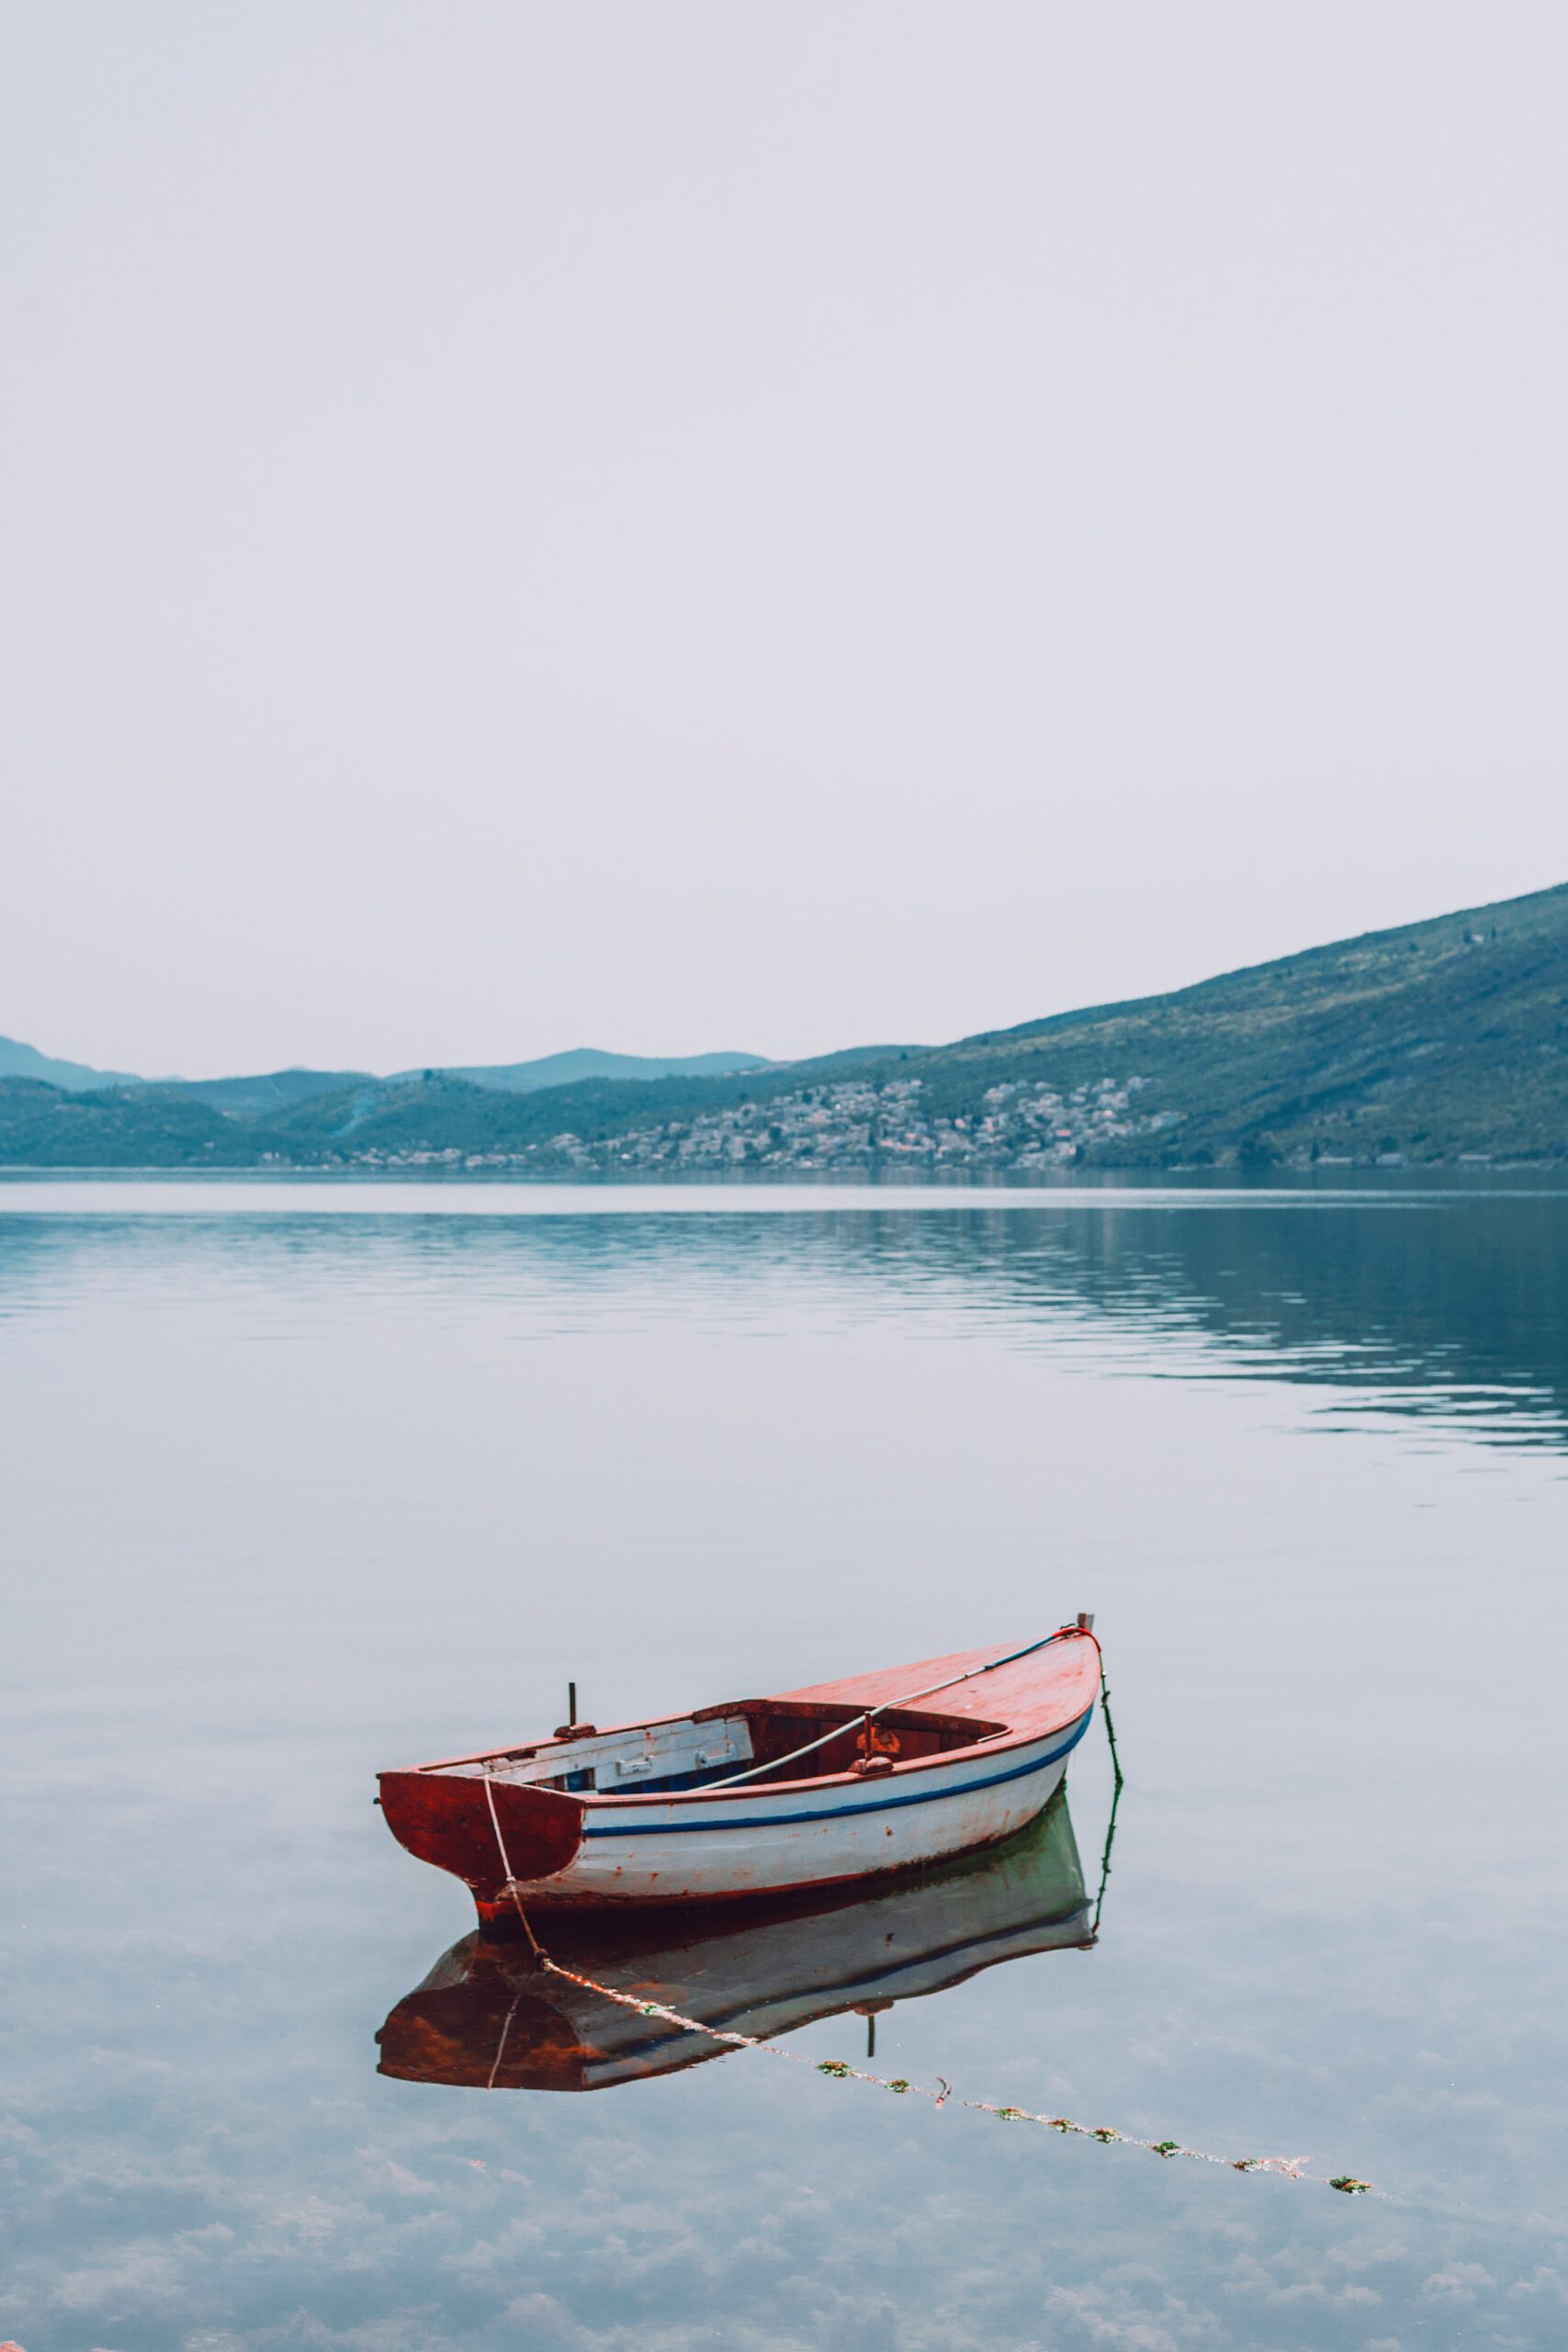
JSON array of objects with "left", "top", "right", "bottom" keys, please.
[{"left": 581, "top": 1706, "right": 1094, "bottom": 1838}]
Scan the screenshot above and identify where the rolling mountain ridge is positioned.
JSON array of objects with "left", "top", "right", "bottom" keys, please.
[
  {"left": 3, "top": 881, "right": 1564, "bottom": 1170},
  {"left": 0, "top": 1035, "right": 141, "bottom": 1091},
  {"left": 389, "top": 1048, "right": 769, "bottom": 1092}
]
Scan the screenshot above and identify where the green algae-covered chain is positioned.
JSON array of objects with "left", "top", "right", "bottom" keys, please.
[{"left": 545, "top": 1956, "right": 1372, "bottom": 2196}]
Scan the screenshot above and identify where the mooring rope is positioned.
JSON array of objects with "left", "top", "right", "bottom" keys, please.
[
  {"left": 478, "top": 1664, "right": 1372, "bottom": 2195},
  {"left": 526, "top": 1951, "right": 1371, "bottom": 2194}
]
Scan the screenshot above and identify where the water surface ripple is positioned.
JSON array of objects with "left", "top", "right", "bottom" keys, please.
[{"left": 2, "top": 1178, "right": 1565, "bottom": 2351}]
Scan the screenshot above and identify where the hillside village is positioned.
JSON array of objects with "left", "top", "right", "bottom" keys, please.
[{"left": 331, "top": 1073, "right": 1180, "bottom": 1174}]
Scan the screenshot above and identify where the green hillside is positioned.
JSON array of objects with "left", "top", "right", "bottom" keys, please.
[
  {"left": 276, "top": 879, "right": 1563, "bottom": 1170},
  {"left": 2, "top": 882, "right": 1565, "bottom": 1170},
  {"left": 908, "top": 878, "right": 1568, "bottom": 1166},
  {"left": 0, "top": 1079, "right": 274, "bottom": 1167}
]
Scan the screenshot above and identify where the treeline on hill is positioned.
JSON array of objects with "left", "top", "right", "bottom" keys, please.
[
  {"left": 3, "top": 880, "right": 1566, "bottom": 1169},
  {"left": 0, "top": 1066, "right": 827, "bottom": 1168},
  {"left": 919, "top": 876, "right": 1568, "bottom": 1165}
]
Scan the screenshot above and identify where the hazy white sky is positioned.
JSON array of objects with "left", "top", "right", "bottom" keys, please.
[{"left": 4, "top": 4, "right": 1565, "bottom": 1078}]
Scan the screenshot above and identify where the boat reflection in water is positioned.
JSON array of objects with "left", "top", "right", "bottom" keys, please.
[{"left": 378, "top": 1782, "right": 1098, "bottom": 2094}]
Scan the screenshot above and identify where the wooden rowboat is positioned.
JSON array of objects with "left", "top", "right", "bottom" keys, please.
[
  {"left": 378, "top": 1627, "right": 1101, "bottom": 1916},
  {"left": 378, "top": 1782, "right": 1092, "bottom": 2092}
]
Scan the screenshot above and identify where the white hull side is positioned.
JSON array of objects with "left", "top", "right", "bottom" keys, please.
[{"left": 515, "top": 1713, "right": 1092, "bottom": 1905}]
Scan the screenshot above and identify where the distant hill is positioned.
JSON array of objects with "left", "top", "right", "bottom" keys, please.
[
  {"left": 0, "top": 1039, "right": 768, "bottom": 1115},
  {"left": 0, "top": 1078, "right": 265, "bottom": 1166},
  {"left": 3, "top": 884, "right": 1564, "bottom": 1169},
  {"left": 0, "top": 1035, "right": 140, "bottom": 1091},
  {"left": 400, "top": 1048, "right": 772, "bottom": 1093},
  {"left": 903, "top": 876, "right": 1568, "bottom": 1167},
  {"left": 283, "top": 883, "right": 1568, "bottom": 1170}
]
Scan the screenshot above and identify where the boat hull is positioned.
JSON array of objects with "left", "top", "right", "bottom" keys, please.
[
  {"left": 502, "top": 1712, "right": 1092, "bottom": 1911},
  {"left": 378, "top": 1633, "right": 1104, "bottom": 1916}
]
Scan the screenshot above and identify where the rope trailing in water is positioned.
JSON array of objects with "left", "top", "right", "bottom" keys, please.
[
  {"left": 479, "top": 1676, "right": 1372, "bottom": 2199},
  {"left": 1097, "top": 1645, "right": 1124, "bottom": 1793},
  {"left": 527, "top": 1954, "right": 1369, "bottom": 2194},
  {"left": 1089, "top": 1758, "right": 1122, "bottom": 1940},
  {"left": 1091, "top": 1645, "right": 1123, "bottom": 1938}
]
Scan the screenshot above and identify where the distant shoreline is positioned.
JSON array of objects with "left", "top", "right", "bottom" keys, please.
[
  {"left": 5, "top": 876, "right": 1566, "bottom": 1173},
  {"left": 3, "top": 1162, "right": 1564, "bottom": 1192}
]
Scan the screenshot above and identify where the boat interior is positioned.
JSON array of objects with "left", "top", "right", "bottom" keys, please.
[{"left": 467, "top": 1699, "right": 1010, "bottom": 1799}]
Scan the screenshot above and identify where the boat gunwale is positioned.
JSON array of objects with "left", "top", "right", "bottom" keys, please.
[{"left": 397, "top": 1642, "right": 1099, "bottom": 1812}]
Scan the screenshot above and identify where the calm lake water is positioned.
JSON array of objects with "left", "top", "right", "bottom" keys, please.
[{"left": 3, "top": 1175, "right": 1566, "bottom": 2351}]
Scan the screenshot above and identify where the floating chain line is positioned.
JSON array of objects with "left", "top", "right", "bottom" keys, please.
[
  {"left": 482, "top": 1658, "right": 1371, "bottom": 2199},
  {"left": 533, "top": 1954, "right": 1371, "bottom": 2195}
]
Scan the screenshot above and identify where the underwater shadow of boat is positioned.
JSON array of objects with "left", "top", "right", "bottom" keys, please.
[{"left": 378, "top": 1781, "right": 1097, "bottom": 2093}]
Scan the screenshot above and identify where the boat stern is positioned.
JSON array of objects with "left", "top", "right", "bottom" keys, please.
[{"left": 378, "top": 1769, "right": 585, "bottom": 1914}]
